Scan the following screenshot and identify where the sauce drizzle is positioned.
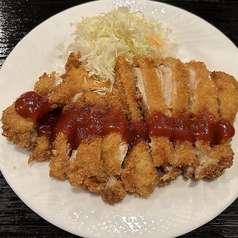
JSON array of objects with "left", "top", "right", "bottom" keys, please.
[
  {"left": 148, "top": 111, "right": 235, "bottom": 145},
  {"left": 14, "top": 91, "right": 235, "bottom": 148},
  {"left": 15, "top": 91, "right": 50, "bottom": 123}
]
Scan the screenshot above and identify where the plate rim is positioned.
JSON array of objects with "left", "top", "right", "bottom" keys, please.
[{"left": 1, "top": 0, "right": 238, "bottom": 237}]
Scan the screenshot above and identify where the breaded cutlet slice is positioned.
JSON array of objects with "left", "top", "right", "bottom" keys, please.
[
  {"left": 34, "top": 52, "right": 82, "bottom": 98},
  {"left": 1, "top": 104, "right": 36, "bottom": 148},
  {"left": 211, "top": 71, "right": 238, "bottom": 124},
  {"left": 67, "top": 136, "right": 107, "bottom": 193},
  {"left": 114, "top": 56, "right": 158, "bottom": 197},
  {"left": 101, "top": 132, "right": 127, "bottom": 176},
  {"left": 133, "top": 56, "right": 167, "bottom": 113},
  {"left": 34, "top": 71, "right": 57, "bottom": 97},
  {"left": 121, "top": 141, "right": 158, "bottom": 197},
  {"left": 186, "top": 61, "right": 234, "bottom": 179},
  {"left": 28, "top": 135, "right": 51, "bottom": 163},
  {"left": 100, "top": 133, "right": 128, "bottom": 205},
  {"left": 186, "top": 61, "right": 219, "bottom": 118},
  {"left": 49, "top": 132, "right": 70, "bottom": 180},
  {"left": 48, "top": 66, "right": 88, "bottom": 105},
  {"left": 133, "top": 56, "right": 174, "bottom": 168},
  {"left": 154, "top": 57, "right": 197, "bottom": 182},
  {"left": 101, "top": 176, "right": 127, "bottom": 206},
  {"left": 191, "top": 71, "right": 238, "bottom": 179},
  {"left": 114, "top": 56, "right": 145, "bottom": 122}
]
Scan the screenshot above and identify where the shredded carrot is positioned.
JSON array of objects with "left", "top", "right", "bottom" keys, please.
[
  {"left": 145, "top": 33, "right": 164, "bottom": 47},
  {"left": 82, "top": 80, "right": 111, "bottom": 89}
]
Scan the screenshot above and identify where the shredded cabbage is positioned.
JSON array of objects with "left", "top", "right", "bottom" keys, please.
[{"left": 66, "top": 7, "right": 177, "bottom": 89}]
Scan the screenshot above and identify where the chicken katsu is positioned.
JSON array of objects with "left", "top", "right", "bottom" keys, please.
[{"left": 1, "top": 51, "right": 238, "bottom": 205}]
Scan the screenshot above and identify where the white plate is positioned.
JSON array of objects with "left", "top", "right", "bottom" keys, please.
[{"left": 1, "top": 0, "right": 238, "bottom": 237}]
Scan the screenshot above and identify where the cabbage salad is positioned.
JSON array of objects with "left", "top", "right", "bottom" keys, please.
[{"left": 66, "top": 7, "right": 177, "bottom": 90}]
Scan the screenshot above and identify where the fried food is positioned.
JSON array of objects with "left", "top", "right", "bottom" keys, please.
[
  {"left": 114, "top": 56, "right": 158, "bottom": 194},
  {"left": 49, "top": 132, "right": 70, "bottom": 180},
  {"left": 1, "top": 104, "right": 36, "bottom": 148},
  {"left": 28, "top": 135, "right": 51, "bottom": 163},
  {"left": 211, "top": 71, "right": 238, "bottom": 124},
  {"left": 1, "top": 51, "right": 238, "bottom": 205},
  {"left": 67, "top": 136, "right": 107, "bottom": 193},
  {"left": 121, "top": 141, "right": 158, "bottom": 197}
]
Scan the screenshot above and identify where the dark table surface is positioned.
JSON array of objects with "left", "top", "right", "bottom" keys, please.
[{"left": 0, "top": 0, "right": 238, "bottom": 237}]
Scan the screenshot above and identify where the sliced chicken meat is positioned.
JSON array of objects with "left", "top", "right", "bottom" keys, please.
[{"left": 114, "top": 56, "right": 158, "bottom": 196}]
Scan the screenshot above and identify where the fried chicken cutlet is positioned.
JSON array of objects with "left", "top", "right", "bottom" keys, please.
[
  {"left": 184, "top": 61, "right": 235, "bottom": 179},
  {"left": 114, "top": 56, "right": 158, "bottom": 197},
  {"left": 1, "top": 51, "right": 238, "bottom": 205},
  {"left": 1, "top": 104, "right": 36, "bottom": 148},
  {"left": 132, "top": 56, "right": 197, "bottom": 184}
]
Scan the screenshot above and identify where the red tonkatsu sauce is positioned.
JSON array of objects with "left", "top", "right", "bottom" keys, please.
[
  {"left": 53, "top": 104, "right": 130, "bottom": 149},
  {"left": 15, "top": 91, "right": 132, "bottom": 149},
  {"left": 131, "top": 121, "right": 150, "bottom": 143},
  {"left": 14, "top": 91, "right": 235, "bottom": 149},
  {"left": 15, "top": 91, "right": 50, "bottom": 123},
  {"left": 148, "top": 111, "right": 235, "bottom": 146}
]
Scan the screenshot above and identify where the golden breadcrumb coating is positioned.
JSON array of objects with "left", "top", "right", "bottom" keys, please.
[
  {"left": 133, "top": 56, "right": 167, "bottom": 113},
  {"left": 1, "top": 52, "right": 238, "bottom": 205},
  {"left": 49, "top": 132, "right": 70, "bottom": 180},
  {"left": 48, "top": 66, "right": 88, "bottom": 105},
  {"left": 1, "top": 104, "right": 36, "bottom": 148},
  {"left": 150, "top": 136, "right": 173, "bottom": 167},
  {"left": 211, "top": 71, "right": 238, "bottom": 124},
  {"left": 34, "top": 71, "right": 57, "bottom": 97},
  {"left": 194, "top": 140, "right": 234, "bottom": 179},
  {"left": 101, "top": 132, "right": 127, "bottom": 176},
  {"left": 67, "top": 137, "right": 107, "bottom": 193},
  {"left": 64, "top": 51, "right": 82, "bottom": 72},
  {"left": 186, "top": 61, "right": 219, "bottom": 118},
  {"left": 114, "top": 56, "right": 145, "bottom": 122},
  {"left": 28, "top": 136, "right": 51, "bottom": 163},
  {"left": 121, "top": 141, "right": 158, "bottom": 197},
  {"left": 101, "top": 176, "right": 126, "bottom": 205},
  {"left": 173, "top": 141, "right": 198, "bottom": 167}
]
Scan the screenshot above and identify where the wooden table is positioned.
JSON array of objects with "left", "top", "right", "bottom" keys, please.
[{"left": 0, "top": 0, "right": 238, "bottom": 237}]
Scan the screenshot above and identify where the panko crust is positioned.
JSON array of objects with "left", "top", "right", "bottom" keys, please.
[
  {"left": 67, "top": 137, "right": 107, "bottom": 193},
  {"left": 28, "top": 136, "right": 51, "bottom": 163},
  {"left": 49, "top": 132, "right": 70, "bottom": 180},
  {"left": 1, "top": 53, "right": 238, "bottom": 205},
  {"left": 211, "top": 71, "right": 238, "bottom": 124},
  {"left": 1, "top": 104, "right": 36, "bottom": 148},
  {"left": 101, "top": 176, "right": 127, "bottom": 205},
  {"left": 121, "top": 141, "right": 158, "bottom": 197},
  {"left": 194, "top": 140, "right": 234, "bottom": 179},
  {"left": 34, "top": 71, "right": 57, "bottom": 97}
]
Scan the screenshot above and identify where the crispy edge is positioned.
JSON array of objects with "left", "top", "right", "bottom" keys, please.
[
  {"left": 211, "top": 71, "right": 238, "bottom": 124},
  {"left": 121, "top": 141, "right": 158, "bottom": 197},
  {"left": 1, "top": 104, "right": 36, "bottom": 148},
  {"left": 101, "top": 176, "right": 126, "bottom": 205},
  {"left": 28, "top": 136, "right": 51, "bottom": 163},
  {"left": 67, "top": 136, "right": 107, "bottom": 193},
  {"left": 49, "top": 132, "right": 70, "bottom": 180},
  {"left": 101, "top": 132, "right": 127, "bottom": 176},
  {"left": 194, "top": 140, "right": 234, "bottom": 179},
  {"left": 34, "top": 71, "right": 57, "bottom": 96}
]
